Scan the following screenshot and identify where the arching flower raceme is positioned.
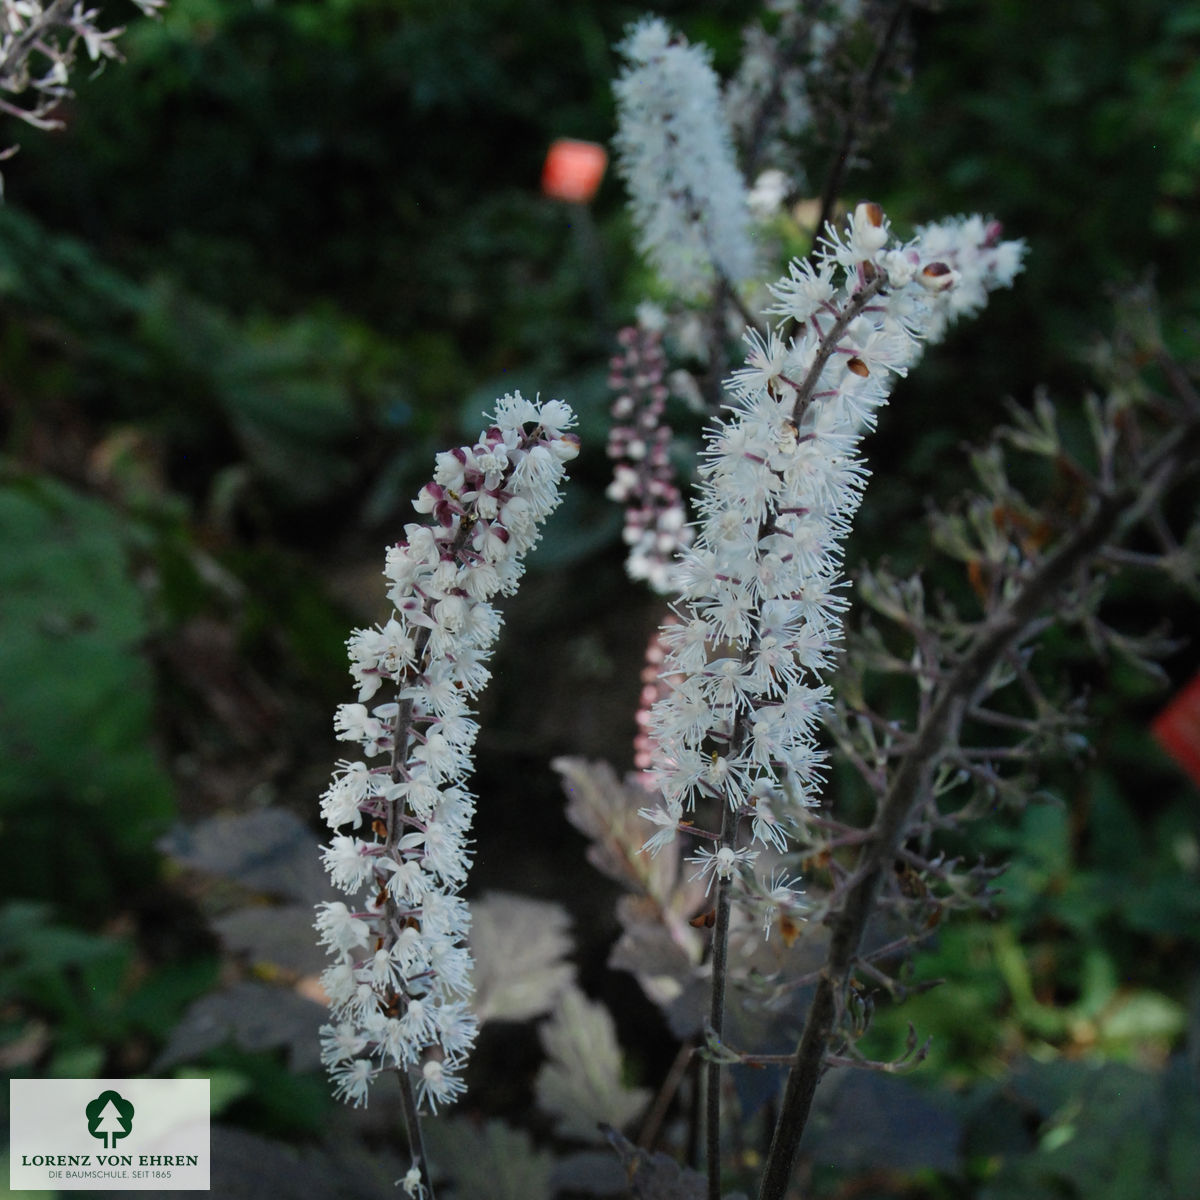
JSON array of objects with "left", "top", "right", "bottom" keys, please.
[
  {"left": 639, "top": 204, "right": 1025, "bottom": 929},
  {"left": 613, "top": 17, "right": 758, "bottom": 299},
  {"left": 316, "top": 393, "right": 579, "bottom": 1108}
]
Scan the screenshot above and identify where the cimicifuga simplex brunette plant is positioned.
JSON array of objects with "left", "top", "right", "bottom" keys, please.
[
  {"left": 627, "top": 201, "right": 1026, "bottom": 1194},
  {"left": 564, "top": 290, "right": 1200, "bottom": 1200},
  {"left": 314, "top": 395, "right": 578, "bottom": 1198},
  {"left": 311, "top": 8, "right": 1200, "bottom": 1200},
  {"left": 566, "top": 11, "right": 1195, "bottom": 1200}
]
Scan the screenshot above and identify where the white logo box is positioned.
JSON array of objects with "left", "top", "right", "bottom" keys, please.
[{"left": 10, "top": 1079, "right": 209, "bottom": 1191}]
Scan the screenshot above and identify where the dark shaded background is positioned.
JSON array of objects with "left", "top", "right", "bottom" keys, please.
[{"left": 2, "top": 1, "right": 1198, "bottom": 1196}]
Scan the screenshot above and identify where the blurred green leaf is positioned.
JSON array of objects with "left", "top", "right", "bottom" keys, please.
[
  {"left": 47, "top": 1044, "right": 107, "bottom": 1078},
  {"left": 178, "top": 1046, "right": 331, "bottom": 1138},
  {"left": 175, "top": 1066, "right": 254, "bottom": 1116},
  {"left": 0, "top": 477, "right": 173, "bottom": 906},
  {"left": 978, "top": 1058, "right": 1200, "bottom": 1200}
]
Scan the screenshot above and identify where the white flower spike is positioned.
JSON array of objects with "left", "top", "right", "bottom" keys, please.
[
  {"left": 317, "top": 394, "right": 578, "bottom": 1108},
  {"left": 643, "top": 204, "right": 1024, "bottom": 934},
  {"left": 614, "top": 17, "right": 758, "bottom": 299}
]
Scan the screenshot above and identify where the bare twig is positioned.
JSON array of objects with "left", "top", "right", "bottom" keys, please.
[{"left": 806, "top": 2, "right": 911, "bottom": 265}]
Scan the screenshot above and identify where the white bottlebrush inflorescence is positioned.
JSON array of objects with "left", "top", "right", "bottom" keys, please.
[
  {"left": 639, "top": 203, "right": 1025, "bottom": 924},
  {"left": 316, "top": 393, "right": 579, "bottom": 1110},
  {"left": 613, "top": 17, "right": 759, "bottom": 300}
]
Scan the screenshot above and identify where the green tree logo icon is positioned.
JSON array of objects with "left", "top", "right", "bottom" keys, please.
[{"left": 85, "top": 1090, "right": 135, "bottom": 1149}]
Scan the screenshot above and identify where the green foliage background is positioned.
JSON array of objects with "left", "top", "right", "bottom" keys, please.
[{"left": 1, "top": 1, "right": 1197, "bottom": 1197}]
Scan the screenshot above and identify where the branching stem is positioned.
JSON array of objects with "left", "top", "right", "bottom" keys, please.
[
  {"left": 786, "top": 274, "right": 888, "bottom": 394},
  {"left": 755, "top": 406, "right": 1200, "bottom": 1200}
]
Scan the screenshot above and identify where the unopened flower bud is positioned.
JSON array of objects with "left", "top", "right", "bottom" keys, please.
[
  {"left": 918, "top": 262, "right": 957, "bottom": 292},
  {"left": 499, "top": 495, "right": 533, "bottom": 536},
  {"left": 433, "top": 448, "right": 469, "bottom": 490},
  {"left": 551, "top": 432, "right": 582, "bottom": 462},
  {"left": 858, "top": 200, "right": 884, "bottom": 227},
  {"left": 433, "top": 594, "right": 467, "bottom": 633},
  {"left": 852, "top": 201, "right": 889, "bottom": 253}
]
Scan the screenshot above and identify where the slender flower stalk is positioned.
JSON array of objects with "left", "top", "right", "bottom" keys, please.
[
  {"left": 315, "top": 394, "right": 578, "bottom": 1185},
  {"left": 613, "top": 17, "right": 758, "bottom": 300},
  {"left": 637, "top": 203, "right": 1023, "bottom": 1197}
]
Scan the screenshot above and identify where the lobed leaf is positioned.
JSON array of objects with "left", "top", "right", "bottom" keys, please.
[
  {"left": 534, "top": 986, "right": 651, "bottom": 1142},
  {"left": 470, "top": 891, "right": 575, "bottom": 1024}
]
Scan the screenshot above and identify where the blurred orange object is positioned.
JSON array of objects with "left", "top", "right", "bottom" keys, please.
[
  {"left": 542, "top": 138, "right": 607, "bottom": 203},
  {"left": 1152, "top": 670, "right": 1200, "bottom": 788}
]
